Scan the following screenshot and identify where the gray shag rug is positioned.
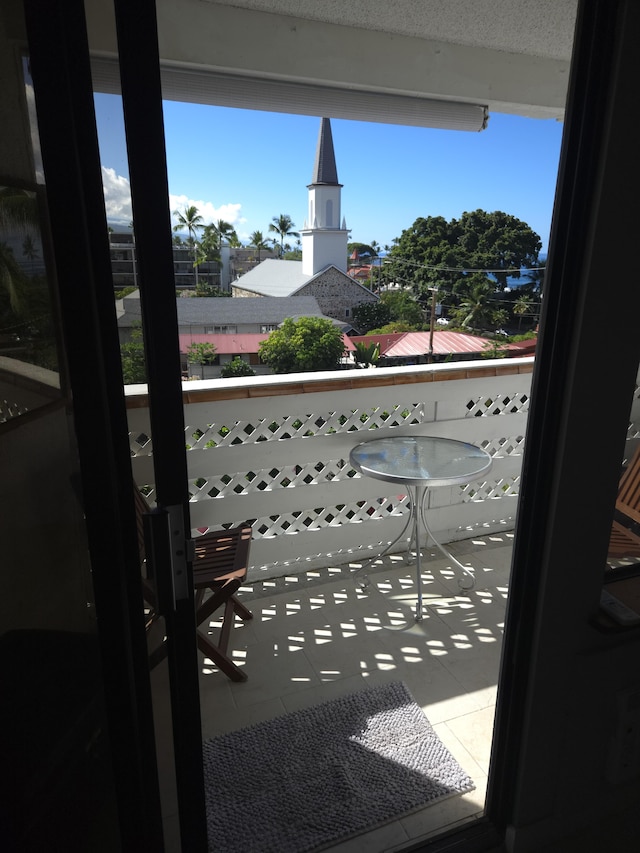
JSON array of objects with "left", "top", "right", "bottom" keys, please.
[{"left": 202, "top": 680, "right": 475, "bottom": 852}]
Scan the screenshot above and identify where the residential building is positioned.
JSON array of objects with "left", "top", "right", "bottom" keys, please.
[
  {"left": 108, "top": 234, "right": 277, "bottom": 293},
  {"left": 116, "top": 291, "right": 350, "bottom": 374}
]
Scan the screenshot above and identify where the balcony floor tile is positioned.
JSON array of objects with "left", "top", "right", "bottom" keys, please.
[{"left": 191, "top": 533, "right": 513, "bottom": 851}]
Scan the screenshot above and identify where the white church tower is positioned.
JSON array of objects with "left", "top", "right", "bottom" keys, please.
[{"left": 300, "top": 118, "right": 349, "bottom": 276}]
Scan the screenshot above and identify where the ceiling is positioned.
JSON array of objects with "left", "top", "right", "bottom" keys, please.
[
  {"left": 85, "top": 0, "right": 580, "bottom": 120},
  {"left": 209, "top": 0, "right": 578, "bottom": 62}
]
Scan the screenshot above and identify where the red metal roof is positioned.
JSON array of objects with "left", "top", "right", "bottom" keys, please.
[
  {"left": 179, "top": 332, "right": 355, "bottom": 354},
  {"left": 351, "top": 331, "right": 492, "bottom": 356}
]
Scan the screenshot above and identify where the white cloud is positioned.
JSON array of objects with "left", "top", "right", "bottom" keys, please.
[
  {"left": 169, "top": 195, "right": 245, "bottom": 231},
  {"left": 101, "top": 171, "right": 246, "bottom": 235},
  {"left": 102, "top": 167, "right": 133, "bottom": 225}
]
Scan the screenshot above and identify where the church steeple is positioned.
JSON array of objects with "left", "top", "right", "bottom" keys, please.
[
  {"left": 310, "top": 117, "right": 340, "bottom": 186},
  {"left": 301, "top": 117, "right": 349, "bottom": 276}
]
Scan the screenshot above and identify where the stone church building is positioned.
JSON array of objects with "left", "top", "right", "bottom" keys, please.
[{"left": 231, "top": 118, "right": 378, "bottom": 326}]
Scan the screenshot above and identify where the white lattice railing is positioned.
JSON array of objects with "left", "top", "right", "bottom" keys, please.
[
  {"left": 0, "top": 357, "right": 61, "bottom": 424},
  {"left": 125, "top": 358, "right": 535, "bottom": 580}
]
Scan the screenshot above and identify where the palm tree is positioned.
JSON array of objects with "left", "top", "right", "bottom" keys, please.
[
  {"left": 269, "top": 214, "right": 299, "bottom": 258},
  {"left": 201, "top": 219, "right": 239, "bottom": 260},
  {"left": 513, "top": 295, "right": 532, "bottom": 332},
  {"left": 453, "top": 277, "right": 495, "bottom": 330},
  {"left": 249, "top": 230, "right": 270, "bottom": 261},
  {"left": 173, "top": 204, "right": 204, "bottom": 285},
  {"left": 0, "top": 186, "right": 39, "bottom": 316},
  {"left": 211, "top": 219, "right": 237, "bottom": 248}
]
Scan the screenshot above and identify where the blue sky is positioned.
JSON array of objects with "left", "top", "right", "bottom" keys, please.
[{"left": 95, "top": 94, "right": 564, "bottom": 253}]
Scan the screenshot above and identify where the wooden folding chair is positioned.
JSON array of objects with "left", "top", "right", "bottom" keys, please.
[
  {"left": 134, "top": 486, "right": 253, "bottom": 681},
  {"left": 607, "top": 444, "right": 640, "bottom": 559}
]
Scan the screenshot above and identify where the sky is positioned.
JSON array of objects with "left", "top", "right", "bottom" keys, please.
[{"left": 95, "top": 94, "right": 564, "bottom": 253}]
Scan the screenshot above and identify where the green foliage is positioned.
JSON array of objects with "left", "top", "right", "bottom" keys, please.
[
  {"left": 220, "top": 357, "right": 256, "bottom": 378},
  {"left": 200, "top": 220, "right": 238, "bottom": 262},
  {"left": 268, "top": 214, "right": 299, "bottom": 257},
  {"left": 258, "top": 316, "right": 346, "bottom": 374},
  {"left": 114, "top": 286, "right": 136, "bottom": 299},
  {"left": 386, "top": 209, "right": 542, "bottom": 332},
  {"left": 348, "top": 242, "right": 379, "bottom": 260},
  {"left": 481, "top": 340, "right": 509, "bottom": 359},
  {"left": 353, "top": 341, "right": 380, "bottom": 367},
  {"left": 194, "top": 281, "right": 228, "bottom": 297},
  {"left": 351, "top": 300, "right": 390, "bottom": 333},
  {"left": 380, "top": 290, "right": 424, "bottom": 328},
  {"left": 367, "top": 322, "right": 415, "bottom": 334},
  {"left": 120, "top": 325, "right": 147, "bottom": 383},
  {"left": 186, "top": 341, "right": 218, "bottom": 364}
]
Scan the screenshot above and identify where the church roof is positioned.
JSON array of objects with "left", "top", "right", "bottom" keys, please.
[
  {"left": 310, "top": 117, "right": 340, "bottom": 186},
  {"left": 117, "top": 291, "right": 326, "bottom": 325},
  {"left": 231, "top": 259, "right": 309, "bottom": 297}
]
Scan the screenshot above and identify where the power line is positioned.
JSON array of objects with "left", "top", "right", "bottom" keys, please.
[{"left": 383, "top": 256, "right": 545, "bottom": 275}]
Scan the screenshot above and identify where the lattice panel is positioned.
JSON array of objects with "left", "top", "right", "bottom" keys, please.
[
  {"left": 461, "top": 476, "right": 520, "bottom": 501},
  {"left": 480, "top": 435, "right": 526, "bottom": 457},
  {"left": 254, "top": 495, "right": 409, "bottom": 538},
  {"left": 466, "top": 391, "right": 530, "bottom": 418},
  {"left": 184, "top": 403, "right": 426, "bottom": 451},
  {"left": 0, "top": 400, "right": 28, "bottom": 423},
  {"left": 190, "top": 459, "right": 353, "bottom": 499},
  {"left": 130, "top": 431, "right": 152, "bottom": 457}
]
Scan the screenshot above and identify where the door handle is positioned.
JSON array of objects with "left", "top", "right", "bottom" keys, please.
[{"left": 143, "top": 504, "right": 190, "bottom": 614}]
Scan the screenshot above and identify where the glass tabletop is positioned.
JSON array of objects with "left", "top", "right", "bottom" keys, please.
[{"left": 349, "top": 435, "right": 492, "bottom": 487}]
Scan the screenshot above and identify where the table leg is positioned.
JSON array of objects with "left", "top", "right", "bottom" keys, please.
[
  {"left": 351, "top": 497, "right": 413, "bottom": 591},
  {"left": 419, "top": 494, "right": 475, "bottom": 590},
  {"left": 412, "top": 485, "right": 424, "bottom": 621}
]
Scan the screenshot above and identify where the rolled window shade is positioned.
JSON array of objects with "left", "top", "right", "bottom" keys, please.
[{"left": 91, "top": 57, "right": 488, "bottom": 132}]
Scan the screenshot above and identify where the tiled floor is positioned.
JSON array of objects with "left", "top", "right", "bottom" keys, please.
[{"left": 190, "top": 532, "right": 513, "bottom": 851}]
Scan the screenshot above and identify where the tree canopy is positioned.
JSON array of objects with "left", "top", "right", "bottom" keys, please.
[
  {"left": 347, "top": 242, "right": 379, "bottom": 261},
  {"left": 351, "top": 290, "right": 424, "bottom": 333},
  {"left": 386, "top": 209, "right": 543, "bottom": 333},
  {"left": 258, "top": 316, "right": 346, "bottom": 374}
]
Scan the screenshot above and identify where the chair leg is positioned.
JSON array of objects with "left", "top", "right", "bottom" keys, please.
[
  {"left": 197, "top": 629, "right": 247, "bottom": 682},
  {"left": 218, "top": 595, "right": 253, "bottom": 654}
]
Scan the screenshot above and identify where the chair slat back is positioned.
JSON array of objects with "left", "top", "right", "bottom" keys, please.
[
  {"left": 616, "top": 444, "right": 640, "bottom": 526},
  {"left": 132, "top": 486, "right": 151, "bottom": 564}
]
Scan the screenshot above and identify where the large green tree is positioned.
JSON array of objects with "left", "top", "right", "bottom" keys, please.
[
  {"left": 258, "top": 317, "right": 346, "bottom": 374},
  {"left": 351, "top": 301, "right": 391, "bottom": 333},
  {"left": 269, "top": 214, "right": 299, "bottom": 258},
  {"left": 347, "top": 242, "right": 379, "bottom": 261},
  {"left": 387, "top": 210, "right": 542, "bottom": 329}
]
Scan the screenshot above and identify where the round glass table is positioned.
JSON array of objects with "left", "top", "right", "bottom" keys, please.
[{"left": 349, "top": 435, "right": 493, "bottom": 620}]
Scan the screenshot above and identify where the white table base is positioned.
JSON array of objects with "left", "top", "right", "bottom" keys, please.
[{"left": 353, "top": 485, "right": 475, "bottom": 621}]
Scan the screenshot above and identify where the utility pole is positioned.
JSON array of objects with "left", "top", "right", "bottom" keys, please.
[{"left": 427, "top": 286, "right": 439, "bottom": 363}]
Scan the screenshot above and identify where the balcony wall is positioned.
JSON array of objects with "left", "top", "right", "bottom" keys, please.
[
  {"left": 125, "top": 358, "right": 534, "bottom": 580},
  {"left": 0, "top": 357, "right": 61, "bottom": 422}
]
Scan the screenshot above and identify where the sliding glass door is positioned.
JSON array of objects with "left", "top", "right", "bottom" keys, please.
[{"left": 22, "top": 0, "right": 207, "bottom": 848}]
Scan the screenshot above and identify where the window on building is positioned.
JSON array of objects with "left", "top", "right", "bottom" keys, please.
[{"left": 260, "top": 324, "right": 278, "bottom": 333}]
